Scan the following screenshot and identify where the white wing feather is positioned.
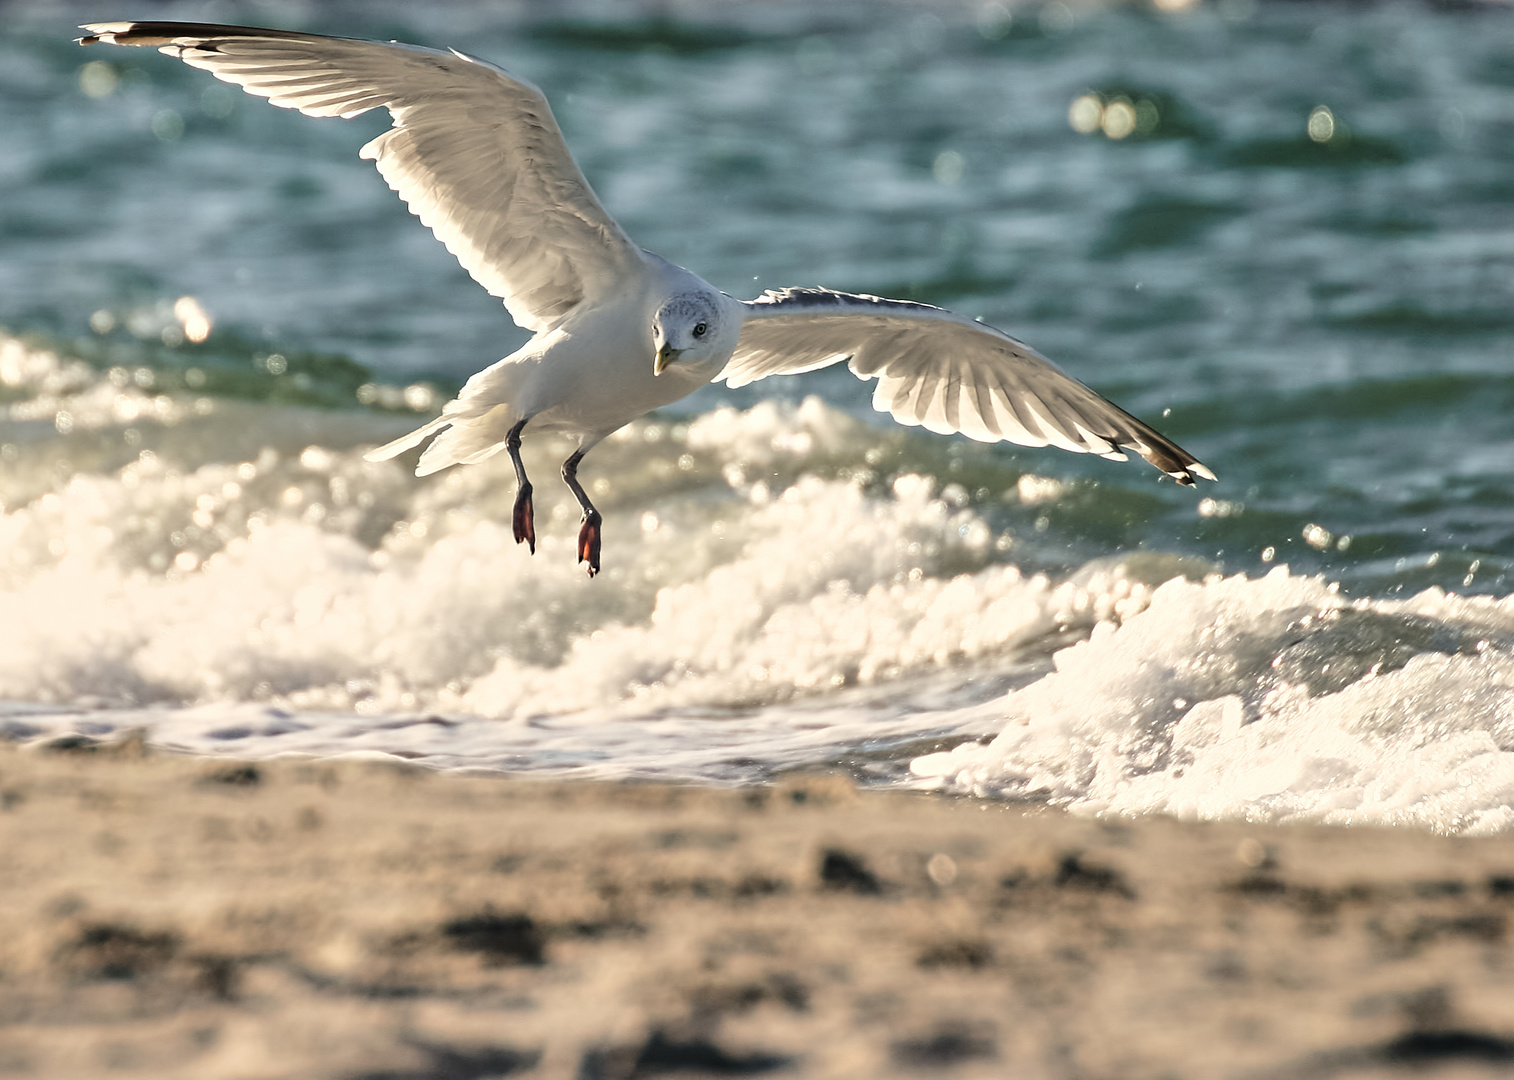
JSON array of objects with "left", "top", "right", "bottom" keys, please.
[
  {"left": 723, "top": 288, "right": 1214, "bottom": 484},
  {"left": 79, "top": 21, "right": 640, "bottom": 334}
]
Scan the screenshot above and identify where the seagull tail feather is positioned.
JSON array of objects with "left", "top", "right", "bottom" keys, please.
[
  {"left": 364, "top": 416, "right": 450, "bottom": 464},
  {"left": 411, "top": 407, "right": 517, "bottom": 476}
]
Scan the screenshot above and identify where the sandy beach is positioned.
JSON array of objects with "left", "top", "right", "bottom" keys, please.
[{"left": 0, "top": 736, "right": 1508, "bottom": 1079}]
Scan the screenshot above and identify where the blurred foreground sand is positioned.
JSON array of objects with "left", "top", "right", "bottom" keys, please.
[{"left": 1, "top": 738, "right": 1513, "bottom": 1079}]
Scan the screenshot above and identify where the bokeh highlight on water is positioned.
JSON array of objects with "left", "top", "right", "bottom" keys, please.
[{"left": 2, "top": 0, "right": 1514, "bottom": 832}]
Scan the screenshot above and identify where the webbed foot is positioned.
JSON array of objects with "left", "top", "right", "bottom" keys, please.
[
  {"left": 577, "top": 510, "right": 601, "bottom": 577},
  {"left": 513, "top": 482, "right": 535, "bottom": 554}
]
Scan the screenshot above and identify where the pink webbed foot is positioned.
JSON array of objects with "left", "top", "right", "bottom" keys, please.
[
  {"left": 512, "top": 483, "right": 535, "bottom": 554},
  {"left": 577, "top": 511, "right": 602, "bottom": 577}
]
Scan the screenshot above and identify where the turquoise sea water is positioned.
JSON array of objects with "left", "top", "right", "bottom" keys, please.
[{"left": 3, "top": 1, "right": 1514, "bottom": 831}]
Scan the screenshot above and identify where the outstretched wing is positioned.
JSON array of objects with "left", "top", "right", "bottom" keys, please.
[
  {"left": 80, "top": 21, "right": 642, "bottom": 333},
  {"left": 722, "top": 288, "right": 1214, "bottom": 485}
]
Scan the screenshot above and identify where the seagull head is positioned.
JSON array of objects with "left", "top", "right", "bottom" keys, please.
[{"left": 652, "top": 292, "right": 729, "bottom": 376}]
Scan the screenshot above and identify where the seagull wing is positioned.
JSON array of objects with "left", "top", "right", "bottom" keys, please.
[
  {"left": 722, "top": 288, "right": 1214, "bottom": 485},
  {"left": 80, "top": 21, "right": 641, "bottom": 333}
]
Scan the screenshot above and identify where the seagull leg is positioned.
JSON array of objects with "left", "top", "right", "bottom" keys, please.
[
  {"left": 506, "top": 419, "right": 534, "bottom": 554},
  {"left": 561, "top": 449, "right": 602, "bottom": 577}
]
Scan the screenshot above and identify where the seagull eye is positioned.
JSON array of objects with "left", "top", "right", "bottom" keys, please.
[{"left": 693, "top": 322, "right": 707, "bottom": 338}]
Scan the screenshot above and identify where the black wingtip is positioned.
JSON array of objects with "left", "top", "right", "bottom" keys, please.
[{"left": 75, "top": 21, "right": 338, "bottom": 48}]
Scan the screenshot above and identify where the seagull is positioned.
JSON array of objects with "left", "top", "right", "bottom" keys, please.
[{"left": 80, "top": 21, "right": 1214, "bottom": 577}]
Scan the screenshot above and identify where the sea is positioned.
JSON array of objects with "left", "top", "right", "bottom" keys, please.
[{"left": 2, "top": 0, "right": 1513, "bottom": 834}]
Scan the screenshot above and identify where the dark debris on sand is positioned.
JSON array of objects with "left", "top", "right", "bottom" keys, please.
[{"left": 2, "top": 750, "right": 1514, "bottom": 1078}]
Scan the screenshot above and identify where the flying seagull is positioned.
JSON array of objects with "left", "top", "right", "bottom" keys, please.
[{"left": 80, "top": 21, "right": 1214, "bottom": 576}]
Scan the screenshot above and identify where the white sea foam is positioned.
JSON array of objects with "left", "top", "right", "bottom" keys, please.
[
  {"left": 0, "top": 444, "right": 1139, "bottom": 719},
  {"left": 911, "top": 568, "right": 1514, "bottom": 835},
  {"left": 0, "top": 337, "right": 1144, "bottom": 740},
  {"left": 4, "top": 333, "right": 1514, "bottom": 832}
]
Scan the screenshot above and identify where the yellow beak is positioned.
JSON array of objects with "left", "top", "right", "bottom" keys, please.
[{"left": 654, "top": 343, "right": 680, "bottom": 376}]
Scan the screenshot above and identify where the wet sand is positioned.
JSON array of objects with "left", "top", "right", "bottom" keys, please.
[{"left": 1, "top": 737, "right": 1512, "bottom": 1079}]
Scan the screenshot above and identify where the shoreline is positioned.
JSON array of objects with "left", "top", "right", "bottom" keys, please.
[{"left": 1, "top": 741, "right": 1512, "bottom": 1078}]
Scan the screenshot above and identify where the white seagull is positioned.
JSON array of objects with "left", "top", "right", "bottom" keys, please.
[{"left": 81, "top": 21, "right": 1214, "bottom": 576}]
